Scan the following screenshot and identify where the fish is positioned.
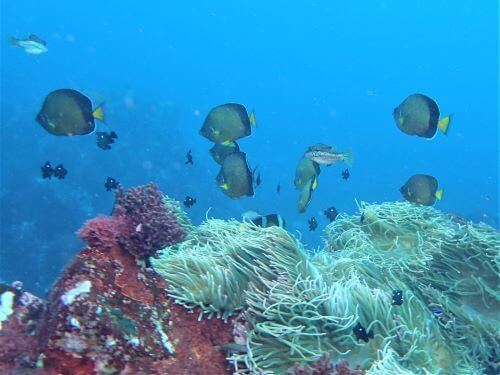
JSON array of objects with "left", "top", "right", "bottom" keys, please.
[
  {"left": 391, "top": 290, "right": 404, "bottom": 306},
  {"left": 297, "top": 176, "right": 318, "bottom": 213},
  {"left": 9, "top": 34, "right": 48, "bottom": 55},
  {"left": 183, "top": 196, "right": 196, "bottom": 208},
  {"left": 105, "top": 177, "right": 119, "bottom": 191},
  {"left": 53, "top": 164, "right": 67, "bottom": 179},
  {"left": 324, "top": 206, "right": 339, "bottom": 222},
  {"left": 353, "top": 322, "right": 374, "bottom": 343},
  {"left": 209, "top": 142, "right": 240, "bottom": 165},
  {"left": 393, "top": 94, "right": 451, "bottom": 138},
  {"left": 294, "top": 156, "right": 320, "bottom": 190},
  {"left": 96, "top": 131, "right": 117, "bottom": 150},
  {"left": 41, "top": 161, "right": 54, "bottom": 179},
  {"left": 277, "top": 183, "right": 281, "bottom": 193},
  {"left": 36, "top": 89, "right": 104, "bottom": 136},
  {"left": 185, "top": 150, "right": 194, "bottom": 165},
  {"left": 308, "top": 216, "right": 318, "bottom": 231},
  {"left": 200, "top": 103, "right": 255, "bottom": 144},
  {"left": 305, "top": 144, "right": 353, "bottom": 167},
  {"left": 242, "top": 211, "right": 286, "bottom": 228},
  {"left": 252, "top": 168, "right": 261, "bottom": 188},
  {"left": 342, "top": 168, "right": 350, "bottom": 180},
  {"left": 216, "top": 152, "right": 254, "bottom": 199},
  {"left": 400, "top": 174, "right": 443, "bottom": 206}
]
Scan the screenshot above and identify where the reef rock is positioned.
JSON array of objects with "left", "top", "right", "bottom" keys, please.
[{"left": 0, "top": 184, "right": 234, "bottom": 374}]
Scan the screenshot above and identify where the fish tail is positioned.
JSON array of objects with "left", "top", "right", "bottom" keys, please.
[
  {"left": 249, "top": 110, "right": 257, "bottom": 127},
  {"left": 435, "top": 189, "right": 443, "bottom": 201},
  {"left": 8, "top": 36, "right": 18, "bottom": 45},
  {"left": 437, "top": 115, "right": 451, "bottom": 135},
  {"left": 92, "top": 102, "right": 105, "bottom": 123},
  {"left": 342, "top": 148, "right": 354, "bottom": 167}
]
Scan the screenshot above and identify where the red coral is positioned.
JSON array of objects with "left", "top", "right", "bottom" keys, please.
[
  {"left": 114, "top": 183, "right": 186, "bottom": 259},
  {"left": 77, "top": 183, "right": 185, "bottom": 260},
  {"left": 77, "top": 215, "right": 133, "bottom": 251}
]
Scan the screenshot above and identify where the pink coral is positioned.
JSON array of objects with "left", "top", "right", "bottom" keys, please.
[
  {"left": 77, "top": 183, "right": 185, "bottom": 260},
  {"left": 77, "top": 215, "right": 132, "bottom": 251},
  {"left": 114, "top": 183, "right": 186, "bottom": 259}
]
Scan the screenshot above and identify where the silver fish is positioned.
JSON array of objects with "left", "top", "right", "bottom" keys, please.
[
  {"left": 304, "top": 146, "right": 353, "bottom": 167},
  {"left": 9, "top": 34, "right": 48, "bottom": 55}
]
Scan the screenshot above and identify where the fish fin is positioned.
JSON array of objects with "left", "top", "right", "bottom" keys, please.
[
  {"left": 92, "top": 103, "right": 105, "bottom": 123},
  {"left": 221, "top": 140, "right": 236, "bottom": 147},
  {"left": 249, "top": 110, "right": 257, "bottom": 127},
  {"left": 368, "top": 330, "right": 374, "bottom": 339},
  {"left": 435, "top": 189, "right": 443, "bottom": 201},
  {"left": 398, "top": 115, "right": 404, "bottom": 126},
  {"left": 342, "top": 148, "right": 353, "bottom": 167},
  {"left": 437, "top": 115, "right": 451, "bottom": 135},
  {"left": 311, "top": 177, "right": 318, "bottom": 190},
  {"left": 8, "top": 36, "right": 18, "bottom": 45},
  {"left": 219, "top": 183, "right": 229, "bottom": 191}
]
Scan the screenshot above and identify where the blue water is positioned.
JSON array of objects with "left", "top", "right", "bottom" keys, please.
[{"left": 1, "top": 1, "right": 498, "bottom": 296}]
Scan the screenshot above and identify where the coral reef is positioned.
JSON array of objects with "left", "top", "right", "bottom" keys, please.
[
  {"left": 0, "top": 188, "right": 234, "bottom": 374},
  {"left": 152, "top": 201, "right": 499, "bottom": 374},
  {"left": 2, "top": 191, "right": 497, "bottom": 374},
  {"left": 78, "top": 182, "right": 186, "bottom": 260},
  {"left": 0, "top": 282, "right": 44, "bottom": 373}
]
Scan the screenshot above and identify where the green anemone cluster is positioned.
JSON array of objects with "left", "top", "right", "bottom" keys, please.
[{"left": 151, "top": 200, "right": 499, "bottom": 374}]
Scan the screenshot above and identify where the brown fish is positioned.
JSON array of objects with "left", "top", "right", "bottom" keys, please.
[
  {"left": 393, "top": 94, "right": 450, "bottom": 139},
  {"left": 216, "top": 152, "right": 254, "bottom": 199},
  {"left": 209, "top": 141, "right": 240, "bottom": 165},
  {"left": 200, "top": 103, "right": 255, "bottom": 144},
  {"left": 36, "top": 89, "right": 104, "bottom": 136},
  {"left": 400, "top": 174, "right": 443, "bottom": 206}
]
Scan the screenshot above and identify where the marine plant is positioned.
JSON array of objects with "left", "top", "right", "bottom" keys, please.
[{"left": 152, "top": 201, "right": 499, "bottom": 374}]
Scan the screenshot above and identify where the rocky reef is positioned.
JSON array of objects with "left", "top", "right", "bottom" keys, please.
[{"left": 0, "top": 187, "right": 498, "bottom": 374}]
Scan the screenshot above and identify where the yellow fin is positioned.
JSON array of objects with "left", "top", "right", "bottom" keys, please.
[
  {"left": 220, "top": 183, "right": 229, "bottom": 191},
  {"left": 437, "top": 116, "right": 451, "bottom": 135},
  {"left": 92, "top": 103, "right": 105, "bottom": 123},
  {"left": 398, "top": 116, "right": 404, "bottom": 126},
  {"left": 221, "top": 140, "right": 236, "bottom": 147},
  {"left": 311, "top": 177, "right": 318, "bottom": 190},
  {"left": 249, "top": 110, "right": 257, "bottom": 127},
  {"left": 435, "top": 189, "right": 443, "bottom": 200}
]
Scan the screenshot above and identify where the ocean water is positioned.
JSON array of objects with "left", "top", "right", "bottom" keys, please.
[{"left": 0, "top": 1, "right": 497, "bottom": 297}]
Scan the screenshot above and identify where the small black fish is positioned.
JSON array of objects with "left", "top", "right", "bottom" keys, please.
[
  {"left": 308, "top": 216, "right": 318, "bottom": 231},
  {"left": 277, "top": 183, "right": 281, "bottom": 193},
  {"left": 96, "top": 131, "right": 117, "bottom": 150},
  {"left": 185, "top": 150, "right": 194, "bottom": 165},
  {"left": 41, "top": 161, "right": 54, "bottom": 179},
  {"left": 392, "top": 290, "right": 404, "bottom": 306},
  {"left": 53, "top": 164, "right": 67, "bottom": 179},
  {"left": 353, "top": 322, "right": 374, "bottom": 343},
  {"left": 105, "top": 177, "right": 119, "bottom": 191},
  {"left": 342, "top": 168, "right": 350, "bottom": 180},
  {"left": 183, "top": 196, "right": 196, "bottom": 208},
  {"left": 324, "top": 206, "right": 339, "bottom": 222},
  {"left": 255, "top": 172, "right": 261, "bottom": 187}
]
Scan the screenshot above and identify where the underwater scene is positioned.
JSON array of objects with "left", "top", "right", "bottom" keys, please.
[{"left": 0, "top": 1, "right": 498, "bottom": 374}]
